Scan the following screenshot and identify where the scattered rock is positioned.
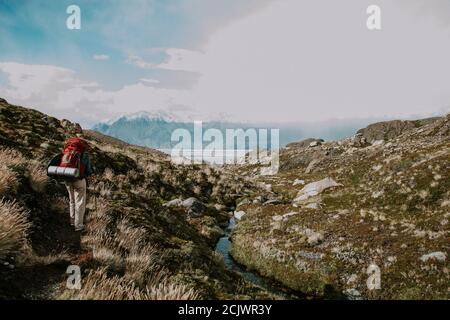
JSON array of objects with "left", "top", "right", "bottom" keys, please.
[
  {"left": 214, "top": 204, "right": 227, "bottom": 211},
  {"left": 292, "top": 179, "right": 305, "bottom": 186},
  {"left": 302, "top": 228, "right": 324, "bottom": 246},
  {"left": 263, "top": 199, "right": 282, "bottom": 205},
  {"left": 305, "top": 158, "right": 320, "bottom": 174},
  {"left": 305, "top": 203, "right": 321, "bottom": 209},
  {"left": 286, "top": 138, "right": 323, "bottom": 149},
  {"left": 420, "top": 252, "right": 447, "bottom": 263},
  {"left": 272, "top": 211, "right": 299, "bottom": 222},
  {"left": 345, "top": 288, "right": 362, "bottom": 300},
  {"left": 309, "top": 141, "right": 322, "bottom": 148},
  {"left": 272, "top": 215, "right": 283, "bottom": 222},
  {"left": 372, "top": 140, "right": 385, "bottom": 146},
  {"left": 372, "top": 190, "right": 384, "bottom": 199}
]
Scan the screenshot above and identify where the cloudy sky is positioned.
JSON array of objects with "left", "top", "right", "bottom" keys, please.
[{"left": 0, "top": 0, "right": 449, "bottom": 127}]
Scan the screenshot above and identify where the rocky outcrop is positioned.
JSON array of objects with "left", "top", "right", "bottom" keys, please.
[
  {"left": 61, "top": 119, "right": 83, "bottom": 135},
  {"left": 286, "top": 138, "right": 324, "bottom": 149},
  {"left": 356, "top": 118, "right": 439, "bottom": 143}
]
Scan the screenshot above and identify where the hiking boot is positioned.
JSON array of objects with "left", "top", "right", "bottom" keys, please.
[{"left": 75, "top": 225, "right": 85, "bottom": 232}]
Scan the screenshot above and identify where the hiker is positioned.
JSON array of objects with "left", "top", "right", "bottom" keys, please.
[{"left": 48, "top": 137, "right": 93, "bottom": 231}]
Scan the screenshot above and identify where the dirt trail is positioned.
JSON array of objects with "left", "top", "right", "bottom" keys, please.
[{"left": 0, "top": 202, "right": 86, "bottom": 300}]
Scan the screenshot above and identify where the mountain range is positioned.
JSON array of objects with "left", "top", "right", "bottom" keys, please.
[{"left": 93, "top": 110, "right": 386, "bottom": 149}]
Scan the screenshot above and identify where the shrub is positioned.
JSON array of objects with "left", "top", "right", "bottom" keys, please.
[
  {"left": 0, "top": 199, "right": 30, "bottom": 260},
  {"left": 28, "top": 163, "right": 48, "bottom": 193},
  {"left": 0, "top": 148, "right": 25, "bottom": 167},
  {"left": 0, "top": 166, "right": 18, "bottom": 196},
  {"left": 66, "top": 268, "right": 198, "bottom": 300}
]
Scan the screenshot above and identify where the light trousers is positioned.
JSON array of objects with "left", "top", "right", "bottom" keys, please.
[{"left": 65, "top": 179, "right": 87, "bottom": 229}]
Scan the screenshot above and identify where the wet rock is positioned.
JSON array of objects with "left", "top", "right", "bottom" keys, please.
[{"left": 234, "top": 211, "right": 246, "bottom": 220}]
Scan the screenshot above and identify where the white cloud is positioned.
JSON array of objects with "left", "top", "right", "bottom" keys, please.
[
  {"left": 0, "top": 61, "right": 193, "bottom": 126},
  {"left": 126, "top": 49, "right": 205, "bottom": 74},
  {"left": 153, "top": 48, "right": 205, "bottom": 73},
  {"left": 93, "top": 54, "right": 110, "bottom": 61},
  {"left": 126, "top": 54, "right": 155, "bottom": 69},
  {"left": 140, "top": 78, "right": 160, "bottom": 84},
  {"left": 139, "top": 0, "right": 450, "bottom": 122},
  {"left": 2, "top": 0, "right": 450, "bottom": 125}
]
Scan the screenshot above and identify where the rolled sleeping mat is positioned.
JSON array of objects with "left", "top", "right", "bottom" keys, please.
[{"left": 47, "top": 166, "right": 80, "bottom": 178}]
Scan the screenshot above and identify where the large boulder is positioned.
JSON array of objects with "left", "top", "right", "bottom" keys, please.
[
  {"left": 163, "top": 197, "right": 206, "bottom": 217},
  {"left": 181, "top": 197, "right": 206, "bottom": 217},
  {"left": 293, "top": 177, "right": 343, "bottom": 203}
]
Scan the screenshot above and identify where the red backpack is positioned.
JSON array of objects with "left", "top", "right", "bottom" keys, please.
[{"left": 60, "top": 137, "right": 89, "bottom": 178}]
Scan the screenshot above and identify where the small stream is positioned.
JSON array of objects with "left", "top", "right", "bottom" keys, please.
[{"left": 215, "top": 217, "right": 302, "bottom": 299}]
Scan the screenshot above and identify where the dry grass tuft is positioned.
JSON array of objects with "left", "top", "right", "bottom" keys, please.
[
  {"left": 103, "top": 168, "right": 114, "bottom": 181},
  {"left": 0, "top": 166, "right": 18, "bottom": 195},
  {"left": 65, "top": 268, "right": 198, "bottom": 300},
  {"left": 147, "top": 281, "right": 199, "bottom": 300},
  {"left": 0, "top": 148, "right": 24, "bottom": 196},
  {"left": 92, "top": 246, "right": 124, "bottom": 271},
  {"left": 0, "top": 199, "right": 30, "bottom": 260},
  {"left": 116, "top": 219, "right": 147, "bottom": 251},
  {"left": 28, "top": 163, "right": 48, "bottom": 193},
  {"left": 0, "top": 148, "right": 25, "bottom": 167}
]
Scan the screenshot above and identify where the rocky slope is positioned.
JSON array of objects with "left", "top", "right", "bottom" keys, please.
[
  {"left": 0, "top": 98, "right": 272, "bottom": 300},
  {"left": 230, "top": 115, "right": 450, "bottom": 299}
]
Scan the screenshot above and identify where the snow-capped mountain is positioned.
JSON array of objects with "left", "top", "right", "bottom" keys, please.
[
  {"left": 93, "top": 108, "right": 235, "bottom": 149},
  {"left": 92, "top": 109, "right": 369, "bottom": 150},
  {"left": 104, "top": 107, "right": 232, "bottom": 125}
]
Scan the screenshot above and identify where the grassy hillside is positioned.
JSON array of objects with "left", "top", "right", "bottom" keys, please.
[
  {"left": 0, "top": 99, "right": 269, "bottom": 300},
  {"left": 230, "top": 114, "right": 450, "bottom": 299}
]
